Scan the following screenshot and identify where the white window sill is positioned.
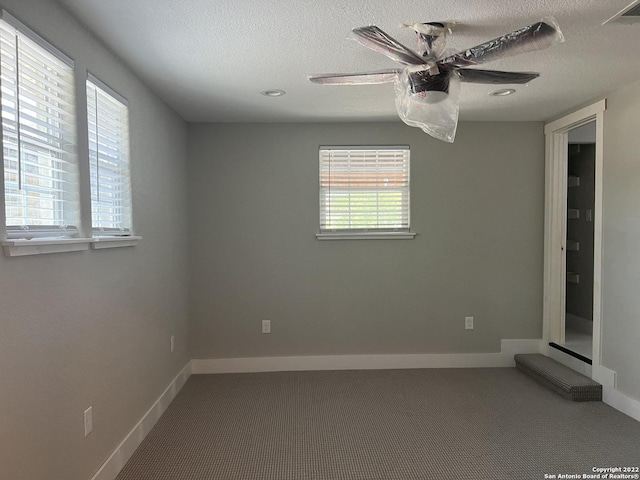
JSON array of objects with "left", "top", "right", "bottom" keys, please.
[
  {"left": 90, "top": 236, "right": 142, "bottom": 249},
  {"left": 2, "top": 236, "right": 142, "bottom": 256},
  {"left": 2, "top": 238, "right": 91, "bottom": 257},
  {"left": 316, "top": 232, "right": 416, "bottom": 241}
]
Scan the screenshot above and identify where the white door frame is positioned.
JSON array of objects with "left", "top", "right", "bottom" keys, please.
[{"left": 542, "top": 99, "right": 606, "bottom": 376}]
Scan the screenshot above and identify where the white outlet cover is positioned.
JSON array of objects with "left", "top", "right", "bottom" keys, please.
[
  {"left": 465, "top": 316, "right": 474, "bottom": 330},
  {"left": 262, "top": 320, "right": 271, "bottom": 334}
]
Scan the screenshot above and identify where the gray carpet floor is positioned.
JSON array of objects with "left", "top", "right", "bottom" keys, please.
[{"left": 116, "top": 368, "right": 640, "bottom": 480}]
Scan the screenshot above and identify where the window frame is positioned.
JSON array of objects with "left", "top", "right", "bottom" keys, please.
[
  {"left": 316, "top": 145, "right": 416, "bottom": 241},
  {"left": 0, "top": 9, "right": 140, "bottom": 256},
  {"left": 86, "top": 72, "right": 133, "bottom": 238},
  {"left": 0, "top": 11, "right": 80, "bottom": 240}
]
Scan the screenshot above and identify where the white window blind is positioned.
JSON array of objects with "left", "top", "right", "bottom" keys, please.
[
  {"left": 86, "top": 75, "right": 132, "bottom": 235},
  {"left": 0, "top": 14, "right": 79, "bottom": 239},
  {"left": 319, "top": 147, "right": 410, "bottom": 232}
]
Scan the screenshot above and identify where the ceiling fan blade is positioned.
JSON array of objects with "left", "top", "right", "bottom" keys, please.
[
  {"left": 351, "top": 26, "right": 426, "bottom": 65},
  {"left": 457, "top": 69, "right": 539, "bottom": 84},
  {"left": 438, "top": 18, "right": 563, "bottom": 68},
  {"left": 309, "top": 69, "right": 401, "bottom": 85}
]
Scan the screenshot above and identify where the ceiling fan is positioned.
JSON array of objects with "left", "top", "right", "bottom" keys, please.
[{"left": 309, "top": 18, "right": 564, "bottom": 142}]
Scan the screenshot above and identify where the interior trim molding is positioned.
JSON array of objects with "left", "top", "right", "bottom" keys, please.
[
  {"left": 90, "top": 361, "right": 192, "bottom": 480},
  {"left": 593, "top": 365, "right": 640, "bottom": 423},
  {"left": 543, "top": 99, "right": 606, "bottom": 374},
  {"left": 191, "top": 339, "right": 543, "bottom": 374}
]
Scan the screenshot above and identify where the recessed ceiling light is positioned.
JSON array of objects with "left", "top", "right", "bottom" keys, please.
[
  {"left": 260, "top": 89, "right": 286, "bottom": 97},
  {"left": 489, "top": 89, "right": 516, "bottom": 97}
]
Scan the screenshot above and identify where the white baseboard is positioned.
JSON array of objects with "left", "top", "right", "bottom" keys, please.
[
  {"left": 592, "top": 365, "right": 640, "bottom": 423},
  {"left": 90, "top": 361, "right": 192, "bottom": 480},
  {"left": 191, "top": 339, "right": 543, "bottom": 374},
  {"left": 500, "top": 339, "right": 543, "bottom": 363}
]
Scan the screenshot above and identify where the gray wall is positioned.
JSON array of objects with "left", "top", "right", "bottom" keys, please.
[
  {"left": 602, "top": 77, "right": 640, "bottom": 401},
  {"left": 0, "top": 1, "right": 190, "bottom": 479},
  {"left": 188, "top": 121, "right": 545, "bottom": 359}
]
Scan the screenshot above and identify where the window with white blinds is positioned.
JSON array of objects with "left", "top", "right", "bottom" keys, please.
[
  {"left": 86, "top": 75, "right": 132, "bottom": 235},
  {"left": 0, "top": 14, "right": 79, "bottom": 239},
  {"left": 319, "top": 147, "right": 410, "bottom": 232}
]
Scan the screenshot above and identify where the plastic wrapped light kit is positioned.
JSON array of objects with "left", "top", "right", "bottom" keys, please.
[{"left": 395, "top": 65, "right": 460, "bottom": 143}]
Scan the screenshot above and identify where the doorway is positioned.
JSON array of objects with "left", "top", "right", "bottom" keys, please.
[
  {"left": 562, "top": 123, "right": 596, "bottom": 362},
  {"left": 542, "top": 100, "right": 605, "bottom": 378}
]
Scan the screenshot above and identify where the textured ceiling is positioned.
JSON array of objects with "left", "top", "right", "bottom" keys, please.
[{"left": 55, "top": 0, "right": 640, "bottom": 123}]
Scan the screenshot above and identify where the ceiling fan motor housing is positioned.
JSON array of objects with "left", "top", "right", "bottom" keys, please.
[{"left": 408, "top": 68, "right": 451, "bottom": 103}]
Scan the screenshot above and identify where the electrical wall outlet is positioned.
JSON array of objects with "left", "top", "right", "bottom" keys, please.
[
  {"left": 262, "top": 320, "right": 271, "bottom": 334},
  {"left": 465, "top": 316, "right": 474, "bottom": 330},
  {"left": 170, "top": 335, "right": 175, "bottom": 353},
  {"left": 84, "top": 406, "right": 93, "bottom": 437}
]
